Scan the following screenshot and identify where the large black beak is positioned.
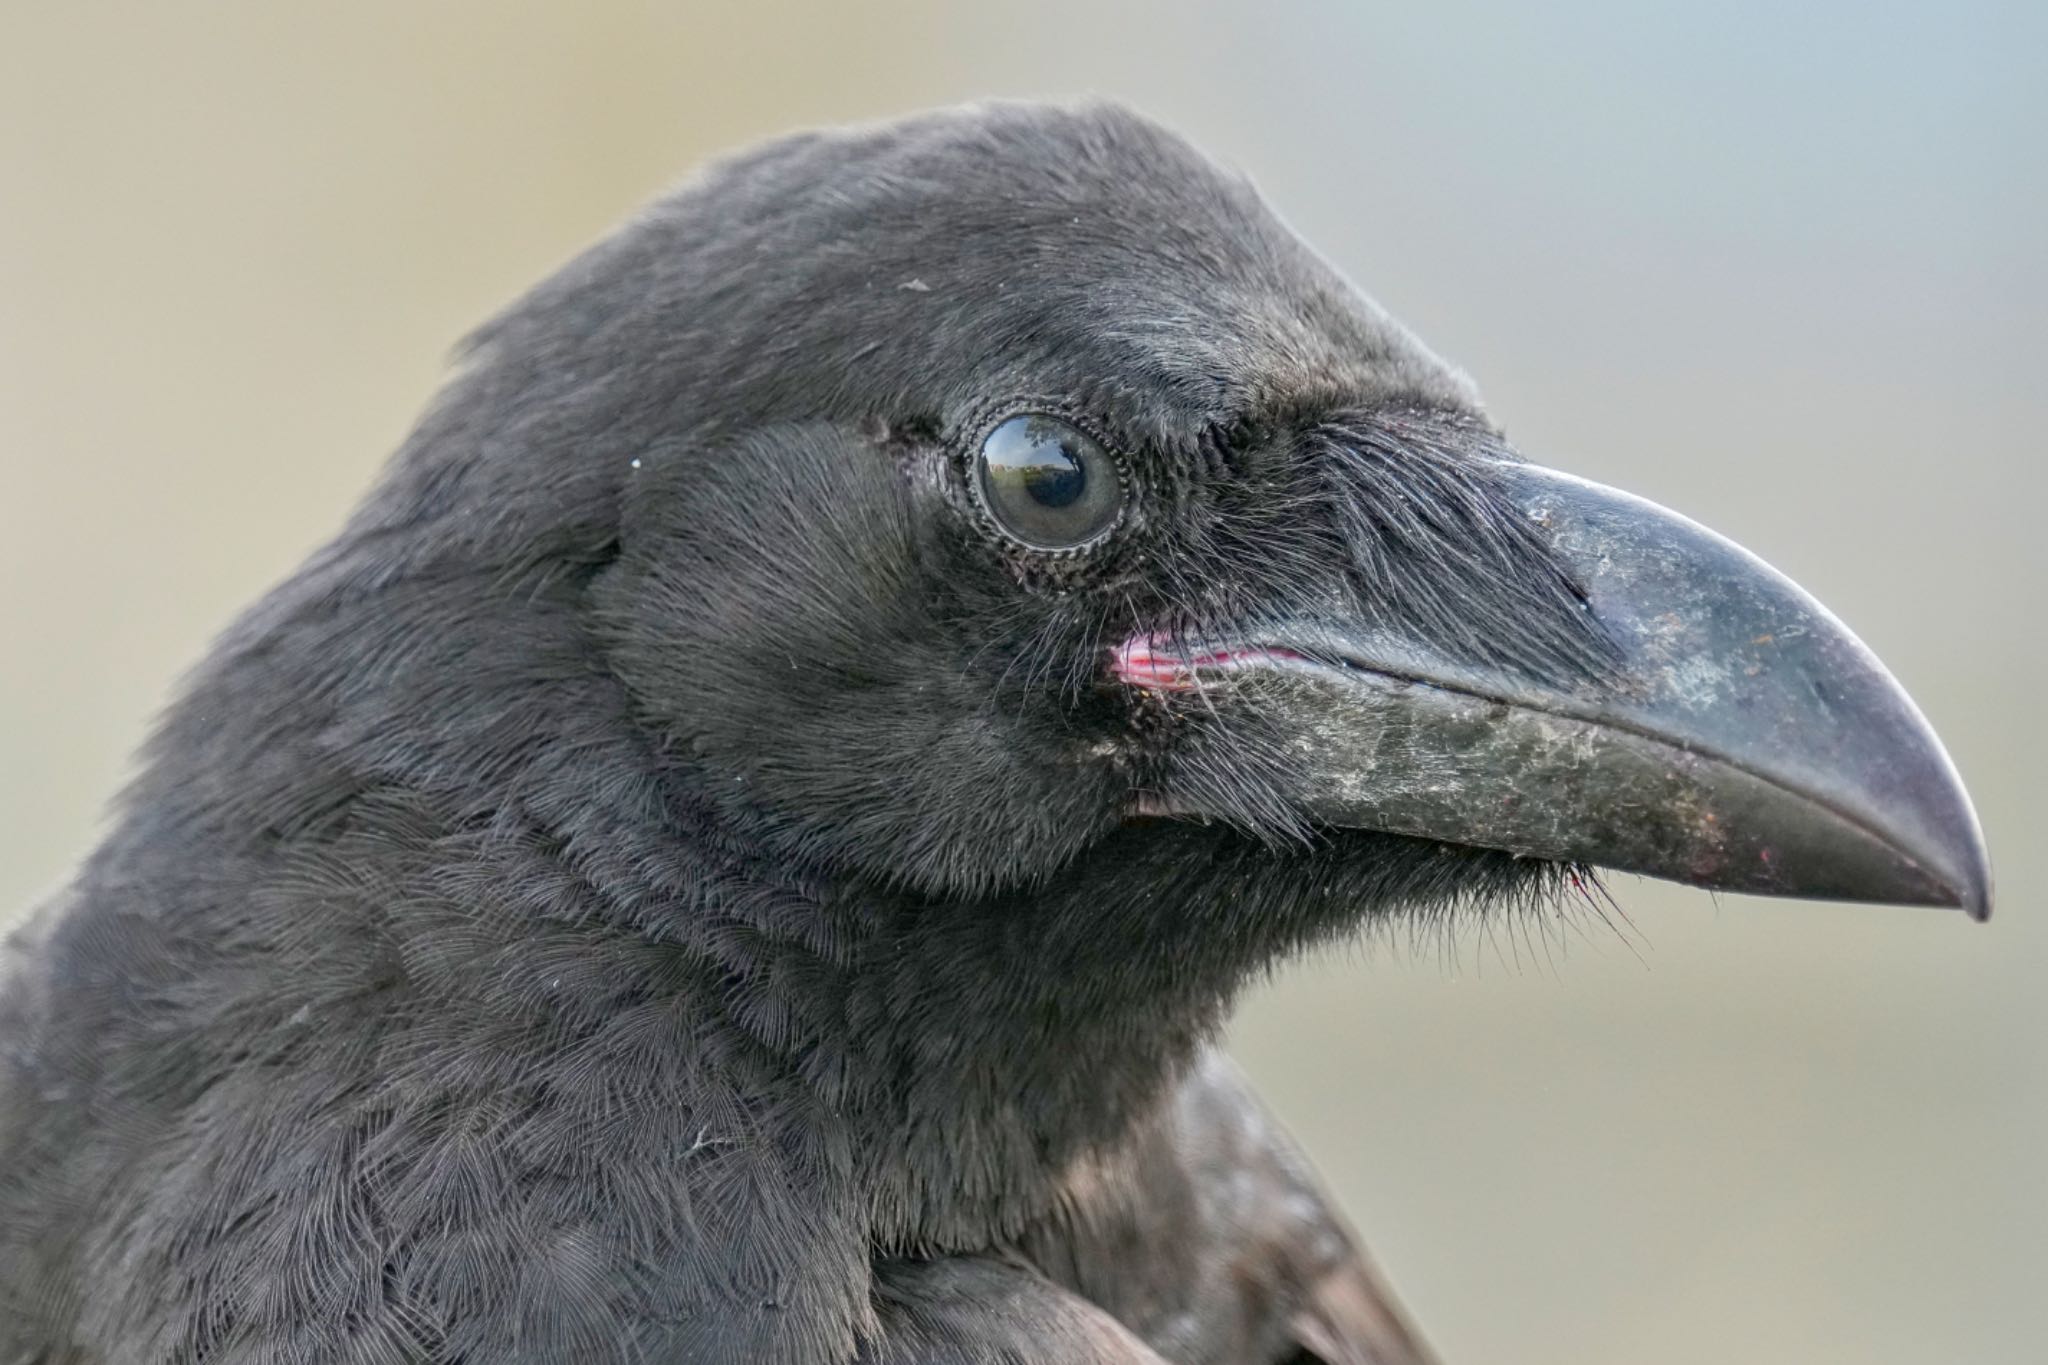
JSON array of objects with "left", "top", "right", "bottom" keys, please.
[{"left": 1127, "top": 461, "right": 1991, "bottom": 918}]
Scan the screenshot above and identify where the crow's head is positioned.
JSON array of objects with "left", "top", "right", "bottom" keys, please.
[
  {"left": 555, "top": 103, "right": 1997, "bottom": 931},
  {"left": 540, "top": 102, "right": 1987, "bottom": 932}
]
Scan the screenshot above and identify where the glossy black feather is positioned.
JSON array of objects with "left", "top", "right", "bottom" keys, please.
[{"left": 0, "top": 102, "right": 1589, "bottom": 1363}]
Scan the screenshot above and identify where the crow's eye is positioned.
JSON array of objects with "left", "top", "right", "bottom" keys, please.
[{"left": 975, "top": 414, "right": 1124, "bottom": 551}]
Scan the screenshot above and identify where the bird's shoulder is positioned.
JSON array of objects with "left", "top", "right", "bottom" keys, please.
[{"left": 1022, "top": 1049, "right": 1436, "bottom": 1365}]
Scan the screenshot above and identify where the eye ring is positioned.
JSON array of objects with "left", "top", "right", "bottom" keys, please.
[{"left": 970, "top": 412, "right": 1127, "bottom": 552}]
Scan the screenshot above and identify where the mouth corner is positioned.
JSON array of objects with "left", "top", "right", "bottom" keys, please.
[{"left": 1109, "top": 632, "right": 1311, "bottom": 693}]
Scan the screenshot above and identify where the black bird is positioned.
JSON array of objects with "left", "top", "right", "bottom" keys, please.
[{"left": 0, "top": 102, "right": 1989, "bottom": 1364}]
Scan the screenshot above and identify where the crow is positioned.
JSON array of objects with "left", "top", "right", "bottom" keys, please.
[{"left": 0, "top": 101, "right": 1989, "bottom": 1364}]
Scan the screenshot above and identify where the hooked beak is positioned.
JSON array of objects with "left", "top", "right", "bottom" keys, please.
[{"left": 1117, "top": 460, "right": 1991, "bottom": 919}]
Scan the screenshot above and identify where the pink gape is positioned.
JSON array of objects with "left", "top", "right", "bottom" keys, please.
[{"left": 1109, "top": 634, "right": 1308, "bottom": 692}]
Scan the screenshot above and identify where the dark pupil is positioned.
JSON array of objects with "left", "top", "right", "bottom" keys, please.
[{"left": 1019, "top": 444, "right": 1085, "bottom": 508}]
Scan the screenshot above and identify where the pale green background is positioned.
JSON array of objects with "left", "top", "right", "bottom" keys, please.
[{"left": 3, "top": 3, "right": 2042, "bottom": 1361}]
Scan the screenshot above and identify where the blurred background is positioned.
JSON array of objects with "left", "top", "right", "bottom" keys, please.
[{"left": 2, "top": 2, "right": 2041, "bottom": 1360}]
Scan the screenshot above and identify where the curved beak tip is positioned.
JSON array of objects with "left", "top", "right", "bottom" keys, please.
[
  {"left": 1834, "top": 751, "right": 1992, "bottom": 922},
  {"left": 1930, "top": 814, "right": 1995, "bottom": 921},
  {"left": 1948, "top": 852, "right": 1994, "bottom": 923},
  {"left": 1878, "top": 824, "right": 1992, "bottom": 920}
]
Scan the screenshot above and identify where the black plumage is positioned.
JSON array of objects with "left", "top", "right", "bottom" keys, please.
[{"left": 0, "top": 101, "right": 1985, "bottom": 1364}]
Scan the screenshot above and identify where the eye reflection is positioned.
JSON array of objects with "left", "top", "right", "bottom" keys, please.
[{"left": 976, "top": 414, "right": 1123, "bottom": 550}]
